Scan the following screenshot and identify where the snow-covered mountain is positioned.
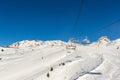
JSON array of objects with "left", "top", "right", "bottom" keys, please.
[
  {"left": 8, "top": 40, "right": 66, "bottom": 48},
  {"left": 97, "top": 36, "right": 111, "bottom": 45},
  {"left": 0, "top": 37, "right": 120, "bottom": 80},
  {"left": 90, "top": 36, "right": 111, "bottom": 46}
]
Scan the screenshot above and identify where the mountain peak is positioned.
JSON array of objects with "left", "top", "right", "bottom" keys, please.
[
  {"left": 8, "top": 40, "right": 43, "bottom": 48},
  {"left": 97, "top": 36, "right": 111, "bottom": 43},
  {"left": 8, "top": 40, "right": 66, "bottom": 48}
]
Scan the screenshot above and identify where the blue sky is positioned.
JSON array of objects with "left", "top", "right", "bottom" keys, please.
[{"left": 0, "top": 0, "right": 120, "bottom": 45}]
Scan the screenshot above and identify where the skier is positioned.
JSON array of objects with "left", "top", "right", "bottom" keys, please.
[{"left": 117, "top": 46, "right": 119, "bottom": 49}]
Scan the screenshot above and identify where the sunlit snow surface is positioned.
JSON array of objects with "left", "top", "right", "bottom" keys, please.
[{"left": 0, "top": 39, "right": 120, "bottom": 80}]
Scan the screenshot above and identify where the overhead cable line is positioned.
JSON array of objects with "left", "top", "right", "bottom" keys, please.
[
  {"left": 88, "top": 19, "right": 120, "bottom": 37},
  {"left": 71, "top": 0, "right": 85, "bottom": 37}
]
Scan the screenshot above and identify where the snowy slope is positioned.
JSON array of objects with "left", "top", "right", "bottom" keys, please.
[{"left": 0, "top": 38, "right": 120, "bottom": 80}]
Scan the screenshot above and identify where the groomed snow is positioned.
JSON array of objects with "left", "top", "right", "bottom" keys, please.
[{"left": 0, "top": 38, "right": 120, "bottom": 80}]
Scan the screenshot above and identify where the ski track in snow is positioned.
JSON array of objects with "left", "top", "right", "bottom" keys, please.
[{"left": 0, "top": 39, "right": 120, "bottom": 80}]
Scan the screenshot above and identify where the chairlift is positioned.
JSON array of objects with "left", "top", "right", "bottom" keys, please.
[
  {"left": 66, "top": 39, "right": 76, "bottom": 50},
  {"left": 66, "top": 0, "right": 85, "bottom": 52}
]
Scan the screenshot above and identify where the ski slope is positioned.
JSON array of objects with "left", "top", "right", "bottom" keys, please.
[{"left": 0, "top": 38, "right": 120, "bottom": 80}]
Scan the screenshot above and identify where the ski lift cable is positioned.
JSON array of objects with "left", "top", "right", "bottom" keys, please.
[
  {"left": 74, "top": 19, "right": 120, "bottom": 43},
  {"left": 70, "top": 0, "right": 85, "bottom": 37},
  {"left": 78, "top": 19, "right": 120, "bottom": 43},
  {"left": 69, "top": 0, "right": 120, "bottom": 42},
  {"left": 88, "top": 19, "right": 120, "bottom": 37}
]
